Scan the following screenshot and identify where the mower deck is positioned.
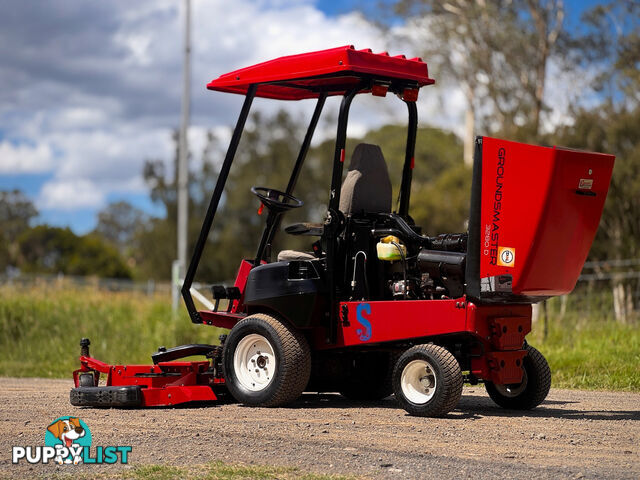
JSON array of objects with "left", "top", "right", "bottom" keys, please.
[{"left": 71, "top": 341, "right": 226, "bottom": 407}]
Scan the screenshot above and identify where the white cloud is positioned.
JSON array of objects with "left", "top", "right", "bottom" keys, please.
[
  {"left": 0, "top": 141, "right": 54, "bottom": 173},
  {"left": 38, "top": 179, "right": 105, "bottom": 210},
  {"left": 55, "top": 107, "right": 109, "bottom": 130},
  {"left": 0, "top": 0, "right": 468, "bottom": 224}
]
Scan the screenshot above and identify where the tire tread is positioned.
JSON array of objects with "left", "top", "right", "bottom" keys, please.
[
  {"left": 224, "top": 313, "right": 311, "bottom": 407},
  {"left": 393, "top": 344, "right": 463, "bottom": 417},
  {"left": 485, "top": 344, "right": 551, "bottom": 410}
]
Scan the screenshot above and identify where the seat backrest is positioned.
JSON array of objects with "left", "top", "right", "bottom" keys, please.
[{"left": 339, "top": 143, "right": 392, "bottom": 214}]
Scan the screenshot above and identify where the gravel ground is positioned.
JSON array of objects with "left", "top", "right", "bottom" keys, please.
[{"left": 0, "top": 377, "right": 638, "bottom": 479}]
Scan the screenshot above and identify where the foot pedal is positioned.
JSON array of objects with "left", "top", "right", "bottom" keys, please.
[{"left": 70, "top": 386, "right": 143, "bottom": 407}]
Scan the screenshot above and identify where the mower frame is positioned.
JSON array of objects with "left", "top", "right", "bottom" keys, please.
[{"left": 72, "top": 46, "right": 614, "bottom": 416}]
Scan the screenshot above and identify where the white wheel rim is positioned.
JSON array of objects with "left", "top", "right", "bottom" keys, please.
[
  {"left": 233, "top": 334, "right": 277, "bottom": 392},
  {"left": 495, "top": 369, "right": 528, "bottom": 397},
  {"left": 401, "top": 359, "right": 437, "bottom": 404}
]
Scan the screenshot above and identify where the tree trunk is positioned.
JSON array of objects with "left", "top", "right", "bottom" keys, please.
[
  {"left": 560, "top": 294, "right": 567, "bottom": 319},
  {"left": 542, "top": 300, "right": 549, "bottom": 341},
  {"left": 463, "top": 86, "right": 476, "bottom": 167},
  {"left": 613, "top": 280, "right": 628, "bottom": 324},
  {"left": 532, "top": 302, "right": 540, "bottom": 325},
  {"left": 532, "top": 47, "right": 547, "bottom": 136},
  {"left": 526, "top": 0, "right": 564, "bottom": 137}
]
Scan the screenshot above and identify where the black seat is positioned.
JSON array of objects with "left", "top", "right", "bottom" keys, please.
[
  {"left": 339, "top": 143, "right": 392, "bottom": 215},
  {"left": 278, "top": 143, "right": 392, "bottom": 262}
]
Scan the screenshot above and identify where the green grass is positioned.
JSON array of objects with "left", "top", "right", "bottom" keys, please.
[
  {"left": 528, "top": 312, "right": 640, "bottom": 391},
  {"left": 0, "top": 285, "right": 638, "bottom": 391},
  {"left": 131, "top": 462, "right": 356, "bottom": 480},
  {"left": 0, "top": 285, "right": 224, "bottom": 377},
  {"left": 50, "top": 461, "right": 357, "bottom": 480}
]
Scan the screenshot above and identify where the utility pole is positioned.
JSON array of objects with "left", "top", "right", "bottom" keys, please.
[{"left": 173, "top": 0, "right": 191, "bottom": 312}]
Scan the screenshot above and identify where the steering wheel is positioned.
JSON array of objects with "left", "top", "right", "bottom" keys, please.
[{"left": 251, "top": 186, "right": 303, "bottom": 213}]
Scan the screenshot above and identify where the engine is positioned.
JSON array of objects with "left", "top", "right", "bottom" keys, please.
[{"left": 381, "top": 233, "right": 468, "bottom": 301}]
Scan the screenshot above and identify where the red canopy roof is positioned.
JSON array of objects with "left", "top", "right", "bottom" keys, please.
[{"left": 207, "top": 45, "right": 434, "bottom": 101}]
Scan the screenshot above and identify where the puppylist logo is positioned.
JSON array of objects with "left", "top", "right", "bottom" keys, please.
[{"left": 12, "top": 416, "right": 131, "bottom": 465}]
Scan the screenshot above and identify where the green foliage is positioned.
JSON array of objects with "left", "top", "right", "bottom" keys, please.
[
  {"left": 410, "top": 163, "right": 471, "bottom": 235},
  {"left": 203, "top": 110, "right": 324, "bottom": 281},
  {"left": 360, "top": 125, "right": 463, "bottom": 189},
  {"left": 133, "top": 113, "right": 467, "bottom": 282},
  {"left": 0, "top": 189, "right": 38, "bottom": 271},
  {"left": 357, "top": 124, "right": 468, "bottom": 234},
  {"left": 1, "top": 189, "right": 136, "bottom": 279},
  {"left": 0, "top": 189, "right": 37, "bottom": 242},
  {"left": 94, "top": 201, "right": 149, "bottom": 257},
  {"left": 16, "top": 225, "right": 132, "bottom": 279},
  {"left": 579, "top": 0, "right": 640, "bottom": 105}
]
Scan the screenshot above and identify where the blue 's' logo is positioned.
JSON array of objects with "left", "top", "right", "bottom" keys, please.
[{"left": 356, "top": 303, "right": 372, "bottom": 341}]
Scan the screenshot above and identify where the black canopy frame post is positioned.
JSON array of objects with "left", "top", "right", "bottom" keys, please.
[
  {"left": 325, "top": 85, "right": 362, "bottom": 344},
  {"left": 182, "top": 84, "right": 257, "bottom": 323},
  {"left": 256, "top": 92, "right": 328, "bottom": 263},
  {"left": 399, "top": 100, "right": 418, "bottom": 217}
]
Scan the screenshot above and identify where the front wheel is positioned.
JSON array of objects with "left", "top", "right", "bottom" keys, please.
[
  {"left": 484, "top": 344, "right": 551, "bottom": 410},
  {"left": 392, "top": 344, "right": 463, "bottom": 417},
  {"left": 223, "top": 313, "right": 311, "bottom": 407}
]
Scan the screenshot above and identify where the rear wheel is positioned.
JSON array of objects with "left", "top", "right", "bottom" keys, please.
[
  {"left": 392, "top": 344, "right": 463, "bottom": 417},
  {"left": 484, "top": 344, "right": 551, "bottom": 410},
  {"left": 223, "top": 313, "right": 311, "bottom": 407}
]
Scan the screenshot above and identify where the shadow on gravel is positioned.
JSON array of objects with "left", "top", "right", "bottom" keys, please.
[
  {"left": 284, "top": 393, "right": 400, "bottom": 410},
  {"left": 455, "top": 395, "right": 640, "bottom": 422},
  {"left": 283, "top": 393, "right": 640, "bottom": 422}
]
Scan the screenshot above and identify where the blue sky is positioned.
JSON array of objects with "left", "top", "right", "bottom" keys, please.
[{"left": 0, "top": 0, "right": 610, "bottom": 234}]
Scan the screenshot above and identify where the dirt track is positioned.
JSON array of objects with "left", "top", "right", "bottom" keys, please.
[{"left": 0, "top": 378, "right": 638, "bottom": 479}]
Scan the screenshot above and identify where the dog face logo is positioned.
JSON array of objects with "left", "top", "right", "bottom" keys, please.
[
  {"left": 47, "top": 418, "right": 85, "bottom": 448},
  {"left": 45, "top": 417, "right": 91, "bottom": 465}
]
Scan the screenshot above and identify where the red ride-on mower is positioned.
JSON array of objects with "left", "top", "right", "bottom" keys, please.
[{"left": 72, "top": 46, "right": 615, "bottom": 416}]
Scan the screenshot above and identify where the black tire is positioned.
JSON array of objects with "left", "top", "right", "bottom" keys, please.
[
  {"left": 485, "top": 344, "right": 551, "bottom": 410},
  {"left": 339, "top": 352, "right": 394, "bottom": 401},
  {"left": 392, "top": 344, "right": 463, "bottom": 417},
  {"left": 78, "top": 373, "right": 95, "bottom": 387},
  {"left": 223, "top": 313, "right": 311, "bottom": 407}
]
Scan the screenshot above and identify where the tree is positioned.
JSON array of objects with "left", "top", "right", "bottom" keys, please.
[
  {"left": 0, "top": 190, "right": 38, "bottom": 271},
  {"left": 394, "top": 0, "right": 568, "bottom": 162},
  {"left": 577, "top": 0, "right": 640, "bottom": 106},
  {"left": 0, "top": 190, "right": 37, "bottom": 241},
  {"left": 525, "top": 0, "right": 565, "bottom": 136},
  {"left": 16, "top": 225, "right": 132, "bottom": 279},
  {"left": 94, "top": 201, "right": 149, "bottom": 256},
  {"left": 358, "top": 124, "right": 467, "bottom": 233},
  {"left": 205, "top": 110, "right": 326, "bottom": 280}
]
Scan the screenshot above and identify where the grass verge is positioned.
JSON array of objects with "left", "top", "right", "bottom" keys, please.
[
  {"left": 0, "top": 285, "right": 638, "bottom": 391},
  {"left": 528, "top": 313, "right": 640, "bottom": 391},
  {"left": 49, "top": 461, "right": 358, "bottom": 480},
  {"left": 0, "top": 285, "right": 224, "bottom": 378}
]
